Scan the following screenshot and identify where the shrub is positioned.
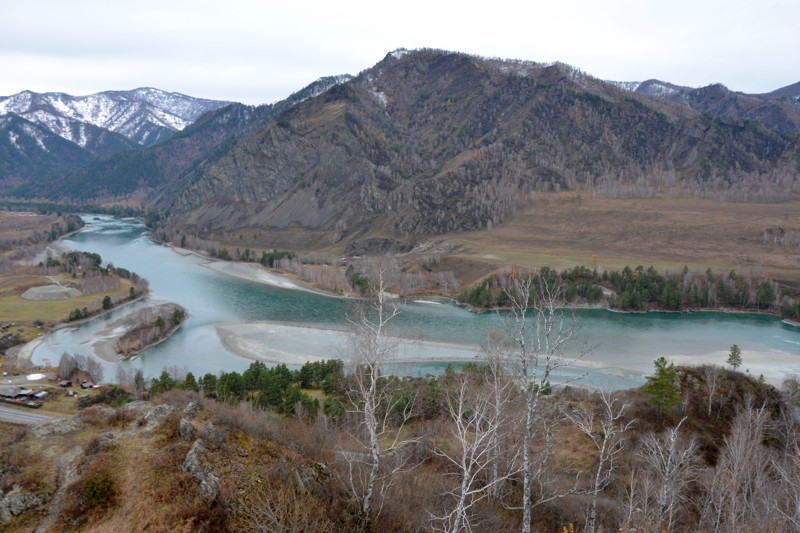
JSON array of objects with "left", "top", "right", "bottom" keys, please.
[{"left": 59, "top": 454, "right": 118, "bottom": 527}]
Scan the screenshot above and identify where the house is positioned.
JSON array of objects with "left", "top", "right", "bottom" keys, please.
[
  {"left": 80, "top": 381, "right": 95, "bottom": 390},
  {"left": 59, "top": 380, "right": 72, "bottom": 388}
]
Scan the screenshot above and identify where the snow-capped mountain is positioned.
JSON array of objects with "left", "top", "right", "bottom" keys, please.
[{"left": 0, "top": 88, "right": 232, "bottom": 149}]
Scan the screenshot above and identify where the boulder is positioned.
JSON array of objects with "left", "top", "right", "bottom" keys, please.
[
  {"left": 182, "top": 439, "right": 219, "bottom": 503},
  {"left": 179, "top": 418, "right": 195, "bottom": 442}
]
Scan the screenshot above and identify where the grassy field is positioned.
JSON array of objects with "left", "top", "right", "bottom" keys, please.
[
  {"left": 442, "top": 192, "right": 800, "bottom": 287},
  {"left": 0, "top": 274, "right": 133, "bottom": 340}
]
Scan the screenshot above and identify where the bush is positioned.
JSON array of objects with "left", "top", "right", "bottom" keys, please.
[{"left": 59, "top": 454, "right": 118, "bottom": 527}]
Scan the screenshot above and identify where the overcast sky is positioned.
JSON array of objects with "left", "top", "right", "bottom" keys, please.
[{"left": 1, "top": 0, "right": 797, "bottom": 105}]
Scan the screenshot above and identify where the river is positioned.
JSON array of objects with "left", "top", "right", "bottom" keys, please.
[{"left": 27, "top": 216, "right": 800, "bottom": 390}]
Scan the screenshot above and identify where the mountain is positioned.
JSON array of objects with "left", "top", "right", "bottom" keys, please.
[
  {"left": 0, "top": 114, "right": 92, "bottom": 191},
  {"left": 764, "top": 81, "right": 800, "bottom": 101},
  {"left": 0, "top": 88, "right": 234, "bottom": 197},
  {"left": 163, "top": 49, "right": 799, "bottom": 247},
  {"left": 0, "top": 87, "right": 232, "bottom": 149},
  {"left": 613, "top": 79, "right": 800, "bottom": 136},
  {"left": 5, "top": 75, "right": 355, "bottom": 202}
]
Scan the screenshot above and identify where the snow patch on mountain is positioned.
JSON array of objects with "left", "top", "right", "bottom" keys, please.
[
  {"left": 609, "top": 81, "right": 642, "bottom": 92},
  {"left": 0, "top": 88, "right": 231, "bottom": 148},
  {"left": 390, "top": 48, "right": 409, "bottom": 59},
  {"left": 20, "top": 123, "right": 48, "bottom": 152},
  {"left": 7, "top": 131, "right": 21, "bottom": 151}
]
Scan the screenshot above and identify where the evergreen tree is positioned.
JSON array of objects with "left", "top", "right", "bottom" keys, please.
[
  {"left": 182, "top": 371, "right": 199, "bottom": 392},
  {"left": 201, "top": 373, "right": 218, "bottom": 397},
  {"left": 727, "top": 344, "right": 743, "bottom": 370},
  {"left": 133, "top": 369, "right": 146, "bottom": 400},
  {"left": 644, "top": 356, "right": 681, "bottom": 412}
]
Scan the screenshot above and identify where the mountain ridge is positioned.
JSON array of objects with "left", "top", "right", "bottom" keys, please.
[
  {"left": 162, "top": 49, "right": 799, "bottom": 248},
  {"left": 0, "top": 87, "right": 232, "bottom": 148}
]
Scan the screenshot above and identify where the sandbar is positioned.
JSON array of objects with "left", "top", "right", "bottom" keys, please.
[
  {"left": 215, "top": 321, "right": 796, "bottom": 387},
  {"left": 201, "top": 261, "right": 338, "bottom": 297}
]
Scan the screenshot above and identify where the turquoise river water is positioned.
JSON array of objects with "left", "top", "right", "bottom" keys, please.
[{"left": 27, "top": 216, "right": 800, "bottom": 390}]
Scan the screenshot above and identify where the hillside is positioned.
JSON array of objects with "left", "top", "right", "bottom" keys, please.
[
  {"left": 3, "top": 77, "right": 354, "bottom": 203},
  {"left": 0, "top": 88, "right": 233, "bottom": 196},
  {"left": 1, "top": 364, "right": 798, "bottom": 532},
  {"left": 164, "top": 49, "right": 800, "bottom": 249}
]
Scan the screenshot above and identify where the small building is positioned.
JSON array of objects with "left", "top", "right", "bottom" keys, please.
[
  {"left": 80, "top": 381, "right": 95, "bottom": 390},
  {"left": 0, "top": 386, "right": 23, "bottom": 399},
  {"left": 32, "top": 391, "right": 49, "bottom": 400},
  {"left": 59, "top": 380, "right": 72, "bottom": 388}
]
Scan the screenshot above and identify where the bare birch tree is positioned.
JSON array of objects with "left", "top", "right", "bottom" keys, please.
[
  {"left": 431, "top": 370, "right": 519, "bottom": 532},
  {"left": 702, "top": 365, "right": 721, "bottom": 418},
  {"left": 637, "top": 417, "right": 700, "bottom": 532},
  {"left": 566, "top": 391, "right": 635, "bottom": 533},
  {"left": 480, "top": 333, "right": 518, "bottom": 501},
  {"left": 699, "top": 404, "right": 778, "bottom": 532},
  {"left": 342, "top": 270, "right": 417, "bottom": 532},
  {"left": 499, "top": 274, "right": 587, "bottom": 533}
]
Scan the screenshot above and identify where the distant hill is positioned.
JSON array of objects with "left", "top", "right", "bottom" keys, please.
[
  {"left": 0, "top": 114, "right": 93, "bottom": 191},
  {"left": 3, "top": 50, "right": 798, "bottom": 251}
]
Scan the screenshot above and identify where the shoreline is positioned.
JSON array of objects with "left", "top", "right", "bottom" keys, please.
[
  {"left": 213, "top": 320, "right": 793, "bottom": 387},
  {"left": 160, "top": 239, "right": 790, "bottom": 323},
  {"left": 157, "top": 237, "right": 353, "bottom": 299},
  {"left": 199, "top": 261, "right": 346, "bottom": 299}
]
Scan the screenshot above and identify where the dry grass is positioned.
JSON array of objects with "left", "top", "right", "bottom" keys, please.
[
  {"left": 0, "top": 212, "right": 58, "bottom": 256},
  {"left": 446, "top": 192, "right": 800, "bottom": 285},
  {"left": 207, "top": 191, "right": 800, "bottom": 291}
]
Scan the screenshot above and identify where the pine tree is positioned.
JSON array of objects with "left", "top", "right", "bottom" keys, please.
[
  {"left": 644, "top": 356, "right": 681, "bottom": 412},
  {"left": 727, "top": 344, "right": 743, "bottom": 370}
]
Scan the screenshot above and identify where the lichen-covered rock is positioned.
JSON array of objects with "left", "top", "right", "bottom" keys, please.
[
  {"left": 183, "top": 401, "right": 200, "bottom": 420},
  {"left": 182, "top": 439, "right": 219, "bottom": 503},
  {"left": 179, "top": 418, "right": 195, "bottom": 442},
  {"left": 0, "top": 485, "right": 46, "bottom": 523},
  {"left": 142, "top": 404, "right": 176, "bottom": 431}
]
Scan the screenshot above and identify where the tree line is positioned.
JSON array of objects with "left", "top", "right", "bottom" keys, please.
[{"left": 460, "top": 264, "right": 800, "bottom": 318}]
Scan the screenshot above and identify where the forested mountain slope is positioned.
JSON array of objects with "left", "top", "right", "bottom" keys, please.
[{"left": 166, "top": 49, "right": 799, "bottom": 244}]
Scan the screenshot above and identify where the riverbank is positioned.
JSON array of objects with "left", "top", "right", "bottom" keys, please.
[
  {"left": 10, "top": 295, "right": 169, "bottom": 366},
  {"left": 158, "top": 236, "right": 354, "bottom": 299},
  {"left": 217, "top": 320, "right": 610, "bottom": 370},
  {"left": 216, "top": 321, "right": 489, "bottom": 366},
  {"left": 200, "top": 261, "right": 340, "bottom": 298}
]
